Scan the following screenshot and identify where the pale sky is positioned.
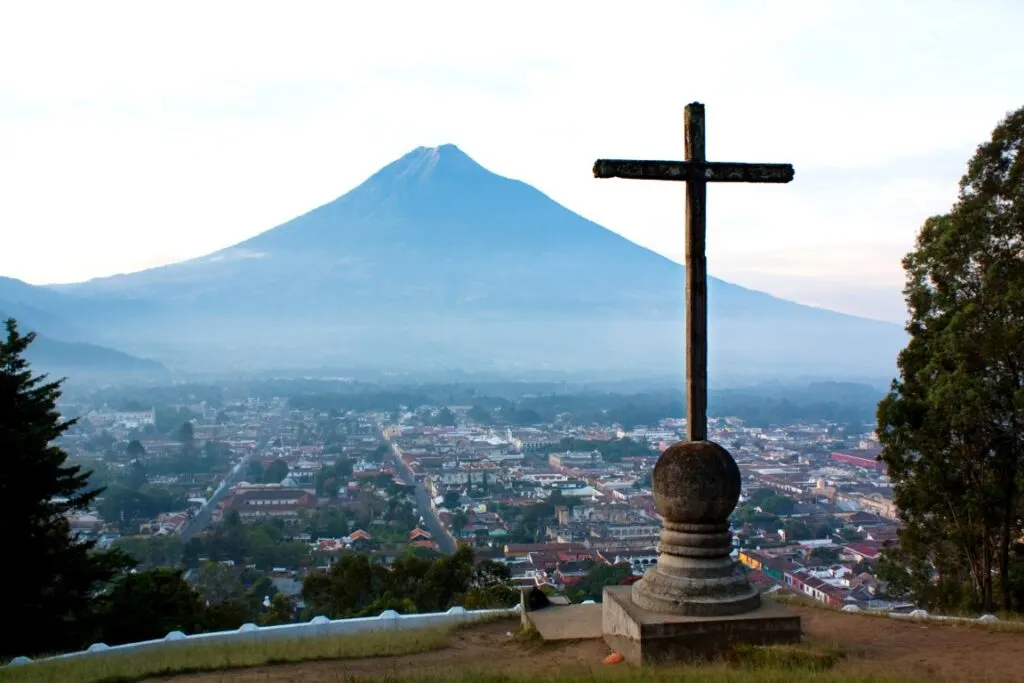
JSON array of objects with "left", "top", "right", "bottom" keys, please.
[{"left": 2, "top": 1, "right": 1022, "bottom": 323}]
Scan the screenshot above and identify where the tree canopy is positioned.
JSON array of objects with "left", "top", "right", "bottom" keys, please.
[
  {"left": 567, "top": 562, "right": 633, "bottom": 603},
  {"left": 301, "top": 545, "right": 514, "bottom": 618},
  {"left": 877, "top": 106, "right": 1024, "bottom": 613}
]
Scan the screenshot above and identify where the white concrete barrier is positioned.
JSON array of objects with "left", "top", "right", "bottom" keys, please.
[
  {"left": 839, "top": 604, "right": 1000, "bottom": 624},
  {"left": 6, "top": 605, "right": 519, "bottom": 668}
]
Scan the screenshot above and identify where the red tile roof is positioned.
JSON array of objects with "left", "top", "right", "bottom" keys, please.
[{"left": 844, "top": 541, "right": 883, "bottom": 560}]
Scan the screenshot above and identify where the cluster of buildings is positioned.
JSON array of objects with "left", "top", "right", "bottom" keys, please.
[
  {"left": 59, "top": 395, "right": 905, "bottom": 610},
  {"left": 60, "top": 397, "right": 441, "bottom": 555},
  {"left": 384, "top": 409, "right": 902, "bottom": 609}
]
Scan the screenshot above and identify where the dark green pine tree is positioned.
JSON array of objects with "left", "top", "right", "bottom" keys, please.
[{"left": 0, "top": 319, "right": 132, "bottom": 658}]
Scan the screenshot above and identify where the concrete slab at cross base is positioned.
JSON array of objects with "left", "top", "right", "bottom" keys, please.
[
  {"left": 602, "top": 586, "right": 801, "bottom": 666},
  {"left": 526, "top": 603, "right": 603, "bottom": 641}
]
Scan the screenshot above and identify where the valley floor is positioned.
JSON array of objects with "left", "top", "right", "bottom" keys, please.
[{"left": 154, "top": 605, "right": 1024, "bottom": 683}]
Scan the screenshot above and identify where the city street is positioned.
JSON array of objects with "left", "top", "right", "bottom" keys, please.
[
  {"left": 180, "top": 410, "right": 287, "bottom": 542},
  {"left": 381, "top": 428, "right": 457, "bottom": 555}
]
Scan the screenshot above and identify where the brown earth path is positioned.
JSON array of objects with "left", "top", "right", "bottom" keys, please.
[{"left": 155, "top": 606, "right": 1024, "bottom": 683}]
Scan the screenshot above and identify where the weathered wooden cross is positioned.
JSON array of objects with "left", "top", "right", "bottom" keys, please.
[{"left": 594, "top": 102, "right": 794, "bottom": 442}]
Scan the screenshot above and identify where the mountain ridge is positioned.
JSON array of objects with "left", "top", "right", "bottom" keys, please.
[{"left": 24, "top": 144, "right": 903, "bottom": 377}]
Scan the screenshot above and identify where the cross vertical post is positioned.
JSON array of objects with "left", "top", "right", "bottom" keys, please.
[
  {"left": 684, "top": 103, "right": 708, "bottom": 442},
  {"left": 592, "top": 102, "right": 794, "bottom": 444}
]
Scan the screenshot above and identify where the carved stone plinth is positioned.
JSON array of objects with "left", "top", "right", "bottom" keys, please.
[
  {"left": 604, "top": 586, "right": 801, "bottom": 666},
  {"left": 631, "top": 519, "right": 760, "bottom": 616},
  {"left": 601, "top": 440, "right": 801, "bottom": 660}
]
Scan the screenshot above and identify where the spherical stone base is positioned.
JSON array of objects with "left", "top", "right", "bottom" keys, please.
[{"left": 652, "top": 440, "right": 742, "bottom": 525}]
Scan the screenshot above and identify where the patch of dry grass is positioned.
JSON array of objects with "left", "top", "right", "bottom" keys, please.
[
  {"left": 353, "top": 671, "right": 918, "bottom": 683},
  {"left": 726, "top": 642, "right": 845, "bottom": 671},
  {"left": 0, "top": 627, "right": 451, "bottom": 683}
]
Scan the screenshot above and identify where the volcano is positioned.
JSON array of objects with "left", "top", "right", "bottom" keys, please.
[{"left": 35, "top": 144, "right": 903, "bottom": 378}]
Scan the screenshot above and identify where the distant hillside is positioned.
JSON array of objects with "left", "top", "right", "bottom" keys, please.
[
  {"left": 22, "top": 334, "right": 167, "bottom": 376},
  {"left": 0, "top": 298, "right": 167, "bottom": 377},
  {"left": 33, "top": 144, "right": 904, "bottom": 378}
]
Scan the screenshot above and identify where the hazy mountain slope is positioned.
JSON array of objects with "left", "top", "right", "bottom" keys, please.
[
  {"left": 48, "top": 144, "right": 905, "bottom": 377},
  {"left": 0, "top": 310, "right": 166, "bottom": 376},
  {"left": 0, "top": 286, "right": 167, "bottom": 376},
  {"left": 23, "top": 334, "right": 167, "bottom": 375}
]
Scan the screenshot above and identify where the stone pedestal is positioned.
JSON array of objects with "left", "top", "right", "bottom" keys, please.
[
  {"left": 603, "top": 586, "right": 802, "bottom": 665},
  {"left": 631, "top": 517, "right": 761, "bottom": 616},
  {"left": 601, "top": 440, "right": 801, "bottom": 662}
]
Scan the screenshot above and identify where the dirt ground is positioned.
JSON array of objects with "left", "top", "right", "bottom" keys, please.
[{"left": 157, "top": 605, "right": 1024, "bottom": 683}]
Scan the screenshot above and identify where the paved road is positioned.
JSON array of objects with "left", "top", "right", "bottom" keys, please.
[
  {"left": 180, "top": 410, "right": 288, "bottom": 542},
  {"left": 381, "top": 428, "right": 457, "bottom": 555}
]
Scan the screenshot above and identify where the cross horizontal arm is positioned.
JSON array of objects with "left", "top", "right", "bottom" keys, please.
[{"left": 593, "top": 159, "right": 795, "bottom": 183}]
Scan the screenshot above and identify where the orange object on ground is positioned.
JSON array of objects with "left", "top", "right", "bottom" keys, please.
[{"left": 602, "top": 652, "right": 625, "bottom": 665}]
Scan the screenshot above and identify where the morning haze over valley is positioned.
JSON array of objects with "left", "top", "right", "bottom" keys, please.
[{"left": 3, "top": 2, "right": 1024, "bottom": 682}]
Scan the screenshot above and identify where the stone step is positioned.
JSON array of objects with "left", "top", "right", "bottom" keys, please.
[{"left": 526, "top": 603, "right": 604, "bottom": 641}]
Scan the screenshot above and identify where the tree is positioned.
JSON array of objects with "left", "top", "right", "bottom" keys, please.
[
  {"left": 246, "top": 525, "right": 308, "bottom": 570},
  {"left": 113, "top": 535, "right": 184, "bottom": 569},
  {"left": 203, "top": 598, "right": 252, "bottom": 631},
  {"left": 877, "top": 106, "right": 1024, "bottom": 613},
  {"left": 468, "top": 405, "right": 492, "bottom": 425},
  {"left": 314, "top": 470, "right": 340, "bottom": 498},
  {"left": 450, "top": 511, "right": 469, "bottom": 534},
  {"left": 304, "top": 507, "right": 349, "bottom": 539},
  {"left": 548, "top": 489, "right": 575, "bottom": 511},
  {"left": 85, "top": 430, "right": 115, "bottom": 453},
  {"left": 463, "top": 559, "right": 517, "bottom": 609},
  {"left": 125, "top": 458, "right": 149, "bottom": 489},
  {"left": 202, "top": 510, "right": 249, "bottom": 563},
  {"left": 0, "top": 319, "right": 133, "bottom": 658},
  {"left": 126, "top": 439, "right": 146, "bottom": 460},
  {"left": 98, "top": 484, "right": 183, "bottom": 531},
  {"left": 246, "top": 459, "right": 265, "bottom": 482},
  {"left": 335, "top": 458, "right": 354, "bottom": 479},
  {"left": 434, "top": 407, "right": 457, "bottom": 427},
  {"left": 507, "top": 500, "right": 555, "bottom": 543},
  {"left": 508, "top": 408, "right": 543, "bottom": 426},
  {"left": 177, "top": 421, "right": 196, "bottom": 450},
  {"left": 259, "top": 593, "right": 293, "bottom": 626},
  {"left": 263, "top": 458, "right": 290, "bottom": 483},
  {"left": 809, "top": 546, "right": 841, "bottom": 566},
  {"left": 782, "top": 519, "right": 811, "bottom": 541},
  {"left": 568, "top": 562, "right": 632, "bottom": 603},
  {"left": 442, "top": 490, "right": 462, "bottom": 510},
  {"left": 246, "top": 575, "right": 279, "bottom": 607},
  {"left": 747, "top": 489, "right": 796, "bottom": 516},
  {"left": 552, "top": 437, "right": 654, "bottom": 463},
  {"left": 182, "top": 537, "right": 205, "bottom": 569},
  {"left": 301, "top": 545, "right": 493, "bottom": 619},
  {"left": 93, "top": 569, "right": 207, "bottom": 646},
  {"left": 155, "top": 407, "right": 200, "bottom": 434},
  {"left": 194, "top": 561, "right": 246, "bottom": 605},
  {"left": 302, "top": 554, "right": 381, "bottom": 617},
  {"left": 202, "top": 441, "right": 232, "bottom": 471}
]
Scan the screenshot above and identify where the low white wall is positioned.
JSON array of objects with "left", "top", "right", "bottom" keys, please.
[
  {"left": 6, "top": 605, "right": 519, "bottom": 668},
  {"left": 841, "top": 605, "right": 1001, "bottom": 624}
]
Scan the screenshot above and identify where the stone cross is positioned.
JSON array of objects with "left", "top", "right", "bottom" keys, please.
[
  {"left": 594, "top": 102, "right": 794, "bottom": 442},
  {"left": 592, "top": 104, "right": 795, "bottom": 618}
]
